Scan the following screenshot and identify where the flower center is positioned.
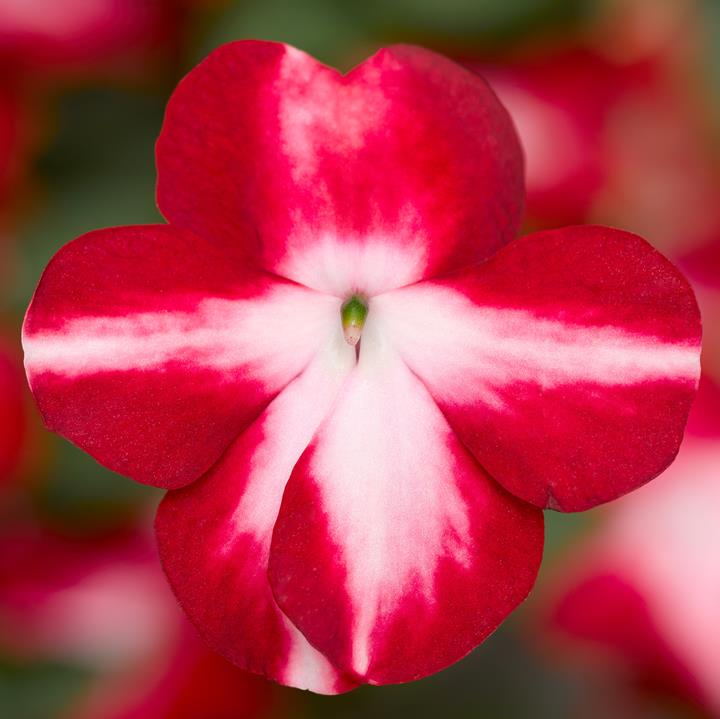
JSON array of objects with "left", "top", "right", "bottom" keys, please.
[{"left": 341, "top": 295, "right": 368, "bottom": 347}]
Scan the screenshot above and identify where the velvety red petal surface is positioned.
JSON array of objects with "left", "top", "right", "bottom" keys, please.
[
  {"left": 268, "top": 322, "right": 544, "bottom": 685},
  {"left": 156, "top": 332, "right": 357, "bottom": 693},
  {"left": 376, "top": 225, "right": 701, "bottom": 511},
  {"left": 23, "top": 224, "right": 341, "bottom": 488},
  {"left": 157, "top": 40, "right": 523, "bottom": 295}
]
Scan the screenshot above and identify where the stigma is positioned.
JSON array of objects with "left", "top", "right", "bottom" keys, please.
[{"left": 341, "top": 295, "right": 368, "bottom": 346}]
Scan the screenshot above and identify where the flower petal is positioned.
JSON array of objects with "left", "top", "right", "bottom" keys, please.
[
  {"left": 375, "top": 225, "right": 701, "bottom": 511},
  {"left": 23, "top": 224, "right": 340, "bottom": 489},
  {"left": 155, "top": 331, "right": 357, "bottom": 693},
  {"left": 157, "top": 40, "right": 523, "bottom": 295},
  {"left": 267, "top": 320, "right": 543, "bottom": 684}
]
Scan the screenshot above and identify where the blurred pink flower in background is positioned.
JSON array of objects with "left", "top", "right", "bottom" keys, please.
[
  {"left": 0, "top": 0, "right": 183, "bottom": 81},
  {"left": 72, "top": 629, "right": 279, "bottom": 719},
  {"left": 0, "top": 527, "right": 175, "bottom": 663},
  {"left": 0, "top": 524, "right": 279, "bottom": 718},
  {"left": 473, "top": 0, "right": 720, "bottom": 258},
  {"left": 540, "top": 371, "right": 720, "bottom": 715},
  {"left": 475, "top": 48, "right": 653, "bottom": 227}
]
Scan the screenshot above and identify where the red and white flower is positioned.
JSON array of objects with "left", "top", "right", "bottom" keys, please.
[{"left": 22, "top": 41, "right": 702, "bottom": 692}]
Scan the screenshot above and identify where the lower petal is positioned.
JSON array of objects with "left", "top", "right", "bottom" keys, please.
[
  {"left": 268, "top": 322, "right": 544, "bottom": 684},
  {"left": 155, "top": 332, "right": 356, "bottom": 693}
]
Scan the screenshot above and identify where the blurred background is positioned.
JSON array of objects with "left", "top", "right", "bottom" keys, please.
[{"left": 0, "top": 0, "right": 719, "bottom": 717}]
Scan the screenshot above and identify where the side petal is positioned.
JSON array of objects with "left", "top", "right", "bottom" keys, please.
[
  {"left": 155, "top": 331, "right": 357, "bottom": 693},
  {"left": 375, "top": 225, "right": 701, "bottom": 511},
  {"left": 23, "top": 224, "right": 339, "bottom": 489},
  {"left": 268, "top": 321, "right": 544, "bottom": 684},
  {"left": 157, "top": 41, "right": 523, "bottom": 295}
]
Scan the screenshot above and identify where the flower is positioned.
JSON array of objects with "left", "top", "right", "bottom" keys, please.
[
  {"left": 0, "top": 524, "right": 278, "bottom": 719},
  {"left": 462, "top": 0, "right": 720, "bottom": 257},
  {"left": 541, "top": 377, "right": 720, "bottom": 714},
  {"left": 71, "top": 637, "right": 278, "bottom": 719},
  {"left": 471, "top": 47, "right": 647, "bottom": 226},
  {"left": 0, "top": 525, "right": 176, "bottom": 664},
  {"left": 0, "top": 0, "right": 182, "bottom": 81},
  {"left": 22, "top": 40, "right": 702, "bottom": 692}
]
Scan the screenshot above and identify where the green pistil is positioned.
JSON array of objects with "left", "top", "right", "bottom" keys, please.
[{"left": 341, "top": 295, "right": 368, "bottom": 346}]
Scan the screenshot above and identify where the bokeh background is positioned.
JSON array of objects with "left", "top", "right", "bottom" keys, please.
[{"left": 1, "top": 1, "right": 719, "bottom": 717}]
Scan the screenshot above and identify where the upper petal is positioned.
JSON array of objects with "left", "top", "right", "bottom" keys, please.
[
  {"left": 375, "top": 225, "right": 702, "bottom": 511},
  {"left": 156, "top": 330, "right": 356, "bottom": 693},
  {"left": 267, "top": 319, "right": 543, "bottom": 684},
  {"left": 23, "top": 224, "right": 339, "bottom": 489},
  {"left": 156, "top": 40, "right": 524, "bottom": 295}
]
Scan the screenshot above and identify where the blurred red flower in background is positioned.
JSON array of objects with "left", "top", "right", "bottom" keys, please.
[
  {"left": 0, "top": 527, "right": 175, "bottom": 662},
  {"left": 0, "top": 524, "right": 278, "bottom": 719},
  {"left": 0, "top": 334, "right": 26, "bottom": 486},
  {"left": 0, "top": 0, "right": 184, "bottom": 81},
  {"left": 471, "top": 0, "right": 720, "bottom": 258},
  {"left": 475, "top": 48, "right": 652, "bottom": 227}
]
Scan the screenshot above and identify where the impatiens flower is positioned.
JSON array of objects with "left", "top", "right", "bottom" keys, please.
[
  {"left": 540, "top": 377, "right": 720, "bottom": 715},
  {"left": 22, "top": 41, "right": 702, "bottom": 692}
]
